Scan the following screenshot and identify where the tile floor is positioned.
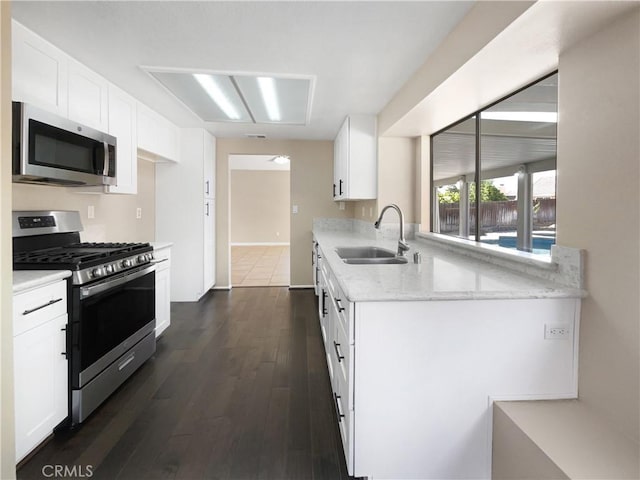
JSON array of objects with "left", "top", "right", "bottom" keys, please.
[{"left": 231, "top": 245, "right": 290, "bottom": 287}]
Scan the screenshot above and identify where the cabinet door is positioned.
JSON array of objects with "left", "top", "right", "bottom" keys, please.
[
  {"left": 155, "top": 260, "right": 171, "bottom": 337},
  {"left": 12, "top": 20, "right": 68, "bottom": 117},
  {"left": 333, "top": 118, "right": 349, "bottom": 199},
  {"left": 333, "top": 115, "right": 377, "bottom": 200},
  {"left": 203, "top": 199, "right": 215, "bottom": 291},
  {"left": 203, "top": 132, "right": 215, "bottom": 199},
  {"left": 14, "top": 313, "right": 68, "bottom": 463},
  {"left": 107, "top": 85, "right": 138, "bottom": 194},
  {"left": 67, "top": 59, "right": 109, "bottom": 132},
  {"left": 137, "top": 103, "right": 180, "bottom": 162}
]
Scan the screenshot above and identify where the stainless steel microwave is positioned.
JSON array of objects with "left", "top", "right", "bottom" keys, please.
[{"left": 12, "top": 101, "right": 117, "bottom": 187}]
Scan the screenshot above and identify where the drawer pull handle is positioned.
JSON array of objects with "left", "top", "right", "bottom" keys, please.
[
  {"left": 321, "top": 290, "right": 328, "bottom": 316},
  {"left": 334, "top": 392, "right": 345, "bottom": 421},
  {"left": 333, "top": 341, "right": 344, "bottom": 363},
  {"left": 118, "top": 353, "right": 136, "bottom": 371},
  {"left": 61, "top": 325, "right": 68, "bottom": 359},
  {"left": 22, "top": 297, "right": 63, "bottom": 316},
  {"left": 336, "top": 298, "right": 345, "bottom": 312}
]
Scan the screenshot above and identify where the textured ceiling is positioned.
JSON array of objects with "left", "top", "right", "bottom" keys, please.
[{"left": 11, "top": 0, "right": 474, "bottom": 140}]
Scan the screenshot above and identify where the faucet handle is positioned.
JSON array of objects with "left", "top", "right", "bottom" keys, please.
[{"left": 397, "top": 239, "right": 410, "bottom": 256}]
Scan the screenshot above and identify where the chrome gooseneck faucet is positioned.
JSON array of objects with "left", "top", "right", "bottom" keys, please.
[{"left": 374, "top": 204, "right": 410, "bottom": 256}]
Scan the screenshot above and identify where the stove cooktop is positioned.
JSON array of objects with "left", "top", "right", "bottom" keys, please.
[{"left": 13, "top": 242, "right": 152, "bottom": 269}]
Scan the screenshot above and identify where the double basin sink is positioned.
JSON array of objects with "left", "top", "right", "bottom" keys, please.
[{"left": 335, "top": 246, "right": 408, "bottom": 265}]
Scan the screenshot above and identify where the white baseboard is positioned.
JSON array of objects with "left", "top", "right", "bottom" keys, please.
[
  {"left": 213, "top": 285, "right": 232, "bottom": 291},
  {"left": 231, "top": 242, "right": 290, "bottom": 246},
  {"left": 289, "top": 285, "right": 314, "bottom": 289}
]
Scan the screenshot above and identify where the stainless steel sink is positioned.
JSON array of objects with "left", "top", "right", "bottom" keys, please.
[
  {"left": 335, "top": 246, "right": 396, "bottom": 259},
  {"left": 343, "top": 257, "right": 409, "bottom": 265}
]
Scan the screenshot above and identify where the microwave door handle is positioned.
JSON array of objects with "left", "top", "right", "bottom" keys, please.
[{"left": 102, "top": 141, "right": 110, "bottom": 176}]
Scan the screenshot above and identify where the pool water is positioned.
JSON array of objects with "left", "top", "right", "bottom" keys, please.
[{"left": 484, "top": 235, "right": 555, "bottom": 255}]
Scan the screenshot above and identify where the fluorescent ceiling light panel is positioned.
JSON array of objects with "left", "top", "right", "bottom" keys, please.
[
  {"left": 144, "top": 68, "right": 313, "bottom": 125},
  {"left": 235, "top": 76, "right": 312, "bottom": 125},
  {"left": 482, "top": 111, "right": 558, "bottom": 123},
  {"left": 193, "top": 73, "right": 241, "bottom": 120},
  {"left": 257, "top": 77, "right": 281, "bottom": 121}
]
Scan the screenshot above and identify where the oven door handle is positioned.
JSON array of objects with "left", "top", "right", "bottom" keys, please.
[{"left": 80, "top": 264, "right": 156, "bottom": 299}]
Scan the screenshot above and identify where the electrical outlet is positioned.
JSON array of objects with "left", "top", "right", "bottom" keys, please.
[
  {"left": 292, "top": 205, "right": 299, "bottom": 214},
  {"left": 545, "top": 324, "right": 571, "bottom": 339},
  {"left": 370, "top": 207, "right": 373, "bottom": 218},
  {"left": 136, "top": 207, "right": 142, "bottom": 219},
  {"left": 87, "top": 205, "right": 95, "bottom": 219},
  {"left": 362, "top": 206, "right": 365, "bottom": 217},
  {"left": 339, "top": 202, "right": 345, "bottom": 211}
]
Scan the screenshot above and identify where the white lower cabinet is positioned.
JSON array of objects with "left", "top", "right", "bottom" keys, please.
[
  {"left": 153, "top": 245, "right": 171, "bottom": 337},
  {"left": 13, "top": 279, "right": 68, "bottom": 463},
  {"left": 316, "top": 244, "right": 580, "bottom": 479}
]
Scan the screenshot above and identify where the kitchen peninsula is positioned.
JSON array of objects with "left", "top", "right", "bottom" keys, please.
[{"left": 312, "top": 219, "right": 584, "bottom": 479}]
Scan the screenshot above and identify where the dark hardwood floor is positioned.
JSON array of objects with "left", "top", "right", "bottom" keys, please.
[{"left": 17, "top": 287, "right": 352, "bottom": 480}]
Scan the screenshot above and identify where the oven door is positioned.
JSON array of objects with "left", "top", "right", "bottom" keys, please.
[{"left": 70, "top": 264, "right": 155, "bottom": 389}]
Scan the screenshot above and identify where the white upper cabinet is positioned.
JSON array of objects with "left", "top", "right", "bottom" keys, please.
[
  {"left": 67, "top": 59, "right": 109, "bottom": 132},
  {"left": 12, "top": 20, "right": 68, "bottom": 116},
  {"left": 333, "top": 115, "right": 377, "bottom": 201},
  {"left": 107, "top": 84, "right": 137, "bottom": 194},
  {"left": 137, "top": 102, "right": 181, "bottom": 163}
]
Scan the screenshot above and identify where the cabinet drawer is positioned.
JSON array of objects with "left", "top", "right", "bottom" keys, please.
[
  {"left": 320, "top": 249, "right": 330, "bottom": 280},
  {"left": 331, "top": 284, "right": 353, "bottom": 344},
  {"left": 333, "top": 320, "right": 354, "bottom": 410},
  {"left": 13, "top": 280, "right": 67, "bottom": 337}
]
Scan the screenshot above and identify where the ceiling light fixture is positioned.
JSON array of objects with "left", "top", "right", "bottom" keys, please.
[
  {"left": 482, "top": 111, "right": 558, "bottom": 123},
  {"left": 271, "top": 155, "right": 289, "bottom": 164},
  {"left": 193, "top": 73, "right": 241, "bottom": 120},
  {"left": 257, "top": 77, "right": 281, "bottom": 121}
]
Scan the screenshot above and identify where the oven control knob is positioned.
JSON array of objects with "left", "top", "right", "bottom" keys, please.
[
  {"left": 105, "top": 264, "right": 115, "bottom": 274},
  {"left": 91, "top": 267, "right": 105, "bottom": 278},
  {"left": 137, "top": 255, "right": 147, "bottom": 264},
  {"left": 121, "top": 259, "right": 132, "bottom": 268}
]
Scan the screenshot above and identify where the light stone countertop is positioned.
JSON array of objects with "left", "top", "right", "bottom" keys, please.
[
  {"left": 313, "top": 229, "right": 586, "bottom": 302},
  {"left": 13, "top": 270, "right": 72, "bottom": 294}
]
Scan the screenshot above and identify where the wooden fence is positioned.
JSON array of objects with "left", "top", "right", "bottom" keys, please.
[{"left": 438, "top": 198, "right": 556, "bottom": 233}]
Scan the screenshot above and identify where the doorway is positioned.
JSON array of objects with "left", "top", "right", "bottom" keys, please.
[{"left": 229, "top": 154, "right": 290, "bottom": 287}]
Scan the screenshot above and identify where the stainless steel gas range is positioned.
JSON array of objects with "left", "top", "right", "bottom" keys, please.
[{"left": 12, "top": 210, "right": 156, "bottom": 426}]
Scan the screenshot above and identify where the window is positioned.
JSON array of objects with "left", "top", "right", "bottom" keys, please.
[{"left": 431, "top": 73, "right": 557, "bottom": 255}]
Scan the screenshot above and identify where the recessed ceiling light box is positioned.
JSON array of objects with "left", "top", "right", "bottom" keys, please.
[{"left": 144, "top": 68, "right": 314, "bottom": 125}]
